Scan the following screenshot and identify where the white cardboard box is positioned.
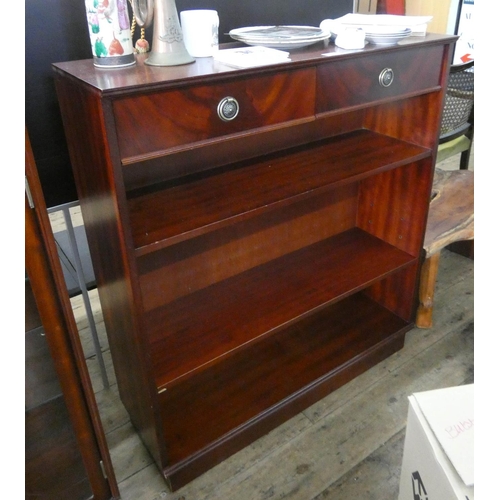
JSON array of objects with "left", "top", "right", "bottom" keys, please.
[{"left": 398, "top": 384, "right": 474, "bottom": 500}]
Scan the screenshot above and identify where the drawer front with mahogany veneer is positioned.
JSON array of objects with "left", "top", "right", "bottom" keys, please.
[
  {"left": 317, "top": 45, "right": 444, "bottom": 114},
  {"left": 114, "top": 68, "right": 316, "bottom": 161}
]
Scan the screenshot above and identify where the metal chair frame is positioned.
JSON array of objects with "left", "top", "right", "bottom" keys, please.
[
  {"left": 47, "top": 201, "right": 109, "bottom": 388},
  {"left": 438, "top": 60, "right": 474, "bottom": 170}
]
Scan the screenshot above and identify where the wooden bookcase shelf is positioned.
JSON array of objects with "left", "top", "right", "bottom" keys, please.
[
  {"left": 128, "top": 129, "right": 430, "bottom": 254},
  {"left": 147, "top": 228, "right": 415, "bottom": 389},
  {"left": 54, "top": 34, "right": 456, "bottom": 491},
  {"left": 159, "top": 291, "right": 410, "bottom": 465}
]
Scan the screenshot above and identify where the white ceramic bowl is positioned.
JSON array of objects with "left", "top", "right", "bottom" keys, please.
[{"left": 365, "top": 28, "right": 411, "bottom": 46}]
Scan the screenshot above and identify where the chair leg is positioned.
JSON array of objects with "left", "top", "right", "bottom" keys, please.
[
  {"left": 459, "top": 147, "right": 472, "bottom": 170},
  {"left": 416, "top": 252, "right": 441, "bottom": 329},
  {"left": 460, "top": 129, "right": 473, "bottom": 170}
]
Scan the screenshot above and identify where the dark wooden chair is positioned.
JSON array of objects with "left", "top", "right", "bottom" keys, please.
[
  {"left": 416, "top": 169, "right": 474, "bottom": 328},
  {"left": 416, "top": 60, "right": 475, "bottom": 329},
  {"left": 436, "top": 60, "right": 474, "bottom": 170}
]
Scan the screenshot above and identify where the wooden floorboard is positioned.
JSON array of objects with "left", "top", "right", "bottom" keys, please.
[{"left": 69, "top": 152, "right": 474, "bottom": 500}]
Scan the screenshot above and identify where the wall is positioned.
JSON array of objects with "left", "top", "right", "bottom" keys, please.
[
  {"left": 26, "top": 0, "right": 92, "bottom": 207},
  {"left": 405, "top": 0, "right": 453, "bottom": 34}
]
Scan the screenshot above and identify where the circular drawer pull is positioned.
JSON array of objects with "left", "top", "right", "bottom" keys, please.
[
  {"left": 217, "top": 96, "right": 239, "bottom": 122},
  {"left": 379, "top": 68, "right": 394, "bottom": 87}
]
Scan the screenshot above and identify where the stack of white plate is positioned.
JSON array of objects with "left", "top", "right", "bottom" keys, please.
[
  {"left": 228, "top": 26, "right": 331, "bottom": 50},
  {"left": 364, "top": 26, "right": 411, "bottom": 46}
]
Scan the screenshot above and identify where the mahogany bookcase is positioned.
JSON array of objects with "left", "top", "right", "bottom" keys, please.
[{"left": 54, "top": 33, "right": 456, "bottom": 490}]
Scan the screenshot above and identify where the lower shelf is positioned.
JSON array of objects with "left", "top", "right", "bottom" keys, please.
[{"left": 158, "top": 291, "right": 411, "bottom": 489}]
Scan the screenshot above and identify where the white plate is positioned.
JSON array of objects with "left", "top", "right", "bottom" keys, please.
[
  {"left": 229, "top": 25, "right": 331, "bottom": 49},
  {"left": 363, "top": 26, "right": 411, "bottom": 35},
  {"left": 236, "top": 38, "right": 330, "bottom": 50},
  {"left": 230, "top": 25, "right": 327, "bottom": 40},
  {"left": 366, "top": 33, "right": 411, "bottom": 45},
  {"left": 365, "top": 28, "right": 411, "bottom": 45}
]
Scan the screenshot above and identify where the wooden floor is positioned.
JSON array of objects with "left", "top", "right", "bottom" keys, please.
[{"left": 64, "top": 152, "right": 474, "bottom": 500}]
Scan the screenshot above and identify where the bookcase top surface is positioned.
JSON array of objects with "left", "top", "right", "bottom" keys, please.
[{"left": 52, "top": 33, "right": 457, "bottom": 95}]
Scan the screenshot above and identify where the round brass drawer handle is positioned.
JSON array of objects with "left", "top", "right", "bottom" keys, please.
[
  {"left": 217, "top": 96, "right": 239, "bottom": 122},
  {"left": 379, "top": 68, "right": 395, "bottom": 87}
]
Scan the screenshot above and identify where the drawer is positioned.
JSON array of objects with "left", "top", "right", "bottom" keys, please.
[
  {"left": 316, "top": 45, "right": 444, "bottom": 113},
  {"left": 113, "top": 68, "right": 316, "bottom": 161}
]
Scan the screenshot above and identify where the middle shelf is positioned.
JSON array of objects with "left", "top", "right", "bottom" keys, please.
[
  {"left": 128, "top": 129, "right": 431, "bottom": 255},
  {"left": 144, "top": 227, "right": 415, "bottom": 390}
]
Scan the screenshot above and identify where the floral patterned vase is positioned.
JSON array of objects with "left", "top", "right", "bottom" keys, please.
[{"left": 85, "top": 0, "right": 136, "bottom": 67}]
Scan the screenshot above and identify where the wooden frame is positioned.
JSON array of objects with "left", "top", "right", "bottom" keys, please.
[{"left": 25, "top": 129, "right": 119, "bottom": 499}]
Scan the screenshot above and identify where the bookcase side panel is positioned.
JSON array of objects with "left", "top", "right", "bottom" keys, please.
[
  {"left": 54, "top": 73, "right": 166, "bottom": 467},
  {"left": 357, "top": 160, "right": 434, "bottom": 321}
]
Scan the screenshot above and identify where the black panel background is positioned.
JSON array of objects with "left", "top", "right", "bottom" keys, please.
[{"left": 25, "top": 0, "right": 352, "bottom": 206}]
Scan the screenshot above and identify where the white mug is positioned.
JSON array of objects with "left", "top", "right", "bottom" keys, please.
[{"left": 180, "top": 9, "right": 219, "bottom": 58}]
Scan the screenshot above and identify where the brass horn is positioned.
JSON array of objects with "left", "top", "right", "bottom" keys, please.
[{"left": 131, "top": 0, "right": 194, "bottom": 66}]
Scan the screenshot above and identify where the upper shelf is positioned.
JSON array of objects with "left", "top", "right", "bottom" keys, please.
[{"left": 128, "top": 129, "right": 431, "bottom": 255}]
